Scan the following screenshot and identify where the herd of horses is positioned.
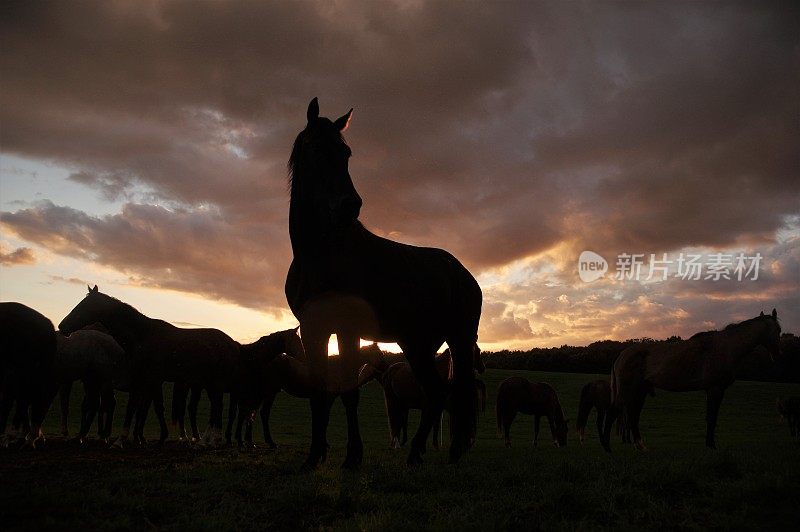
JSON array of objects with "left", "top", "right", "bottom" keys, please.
[
  {"left": 0, "top": 296, "right": 791, "bottom": 463},
  {"left": 0, "top": 99, "right": 793, "bottom": 468}
]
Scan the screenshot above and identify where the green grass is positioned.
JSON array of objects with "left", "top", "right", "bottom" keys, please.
[{"left": 1, "top": 369, "right": 799, "bottom": 530}]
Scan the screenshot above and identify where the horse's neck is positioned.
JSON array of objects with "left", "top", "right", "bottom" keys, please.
[
  {"left": 720, "top": 320, "right": 766, "bottom": 362},
  {"left": 103, "top": 307, "right": 156, "bottom": 348}
]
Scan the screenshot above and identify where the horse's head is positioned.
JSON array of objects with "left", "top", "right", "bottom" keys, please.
[
  {"left": 59, "top": 285, "right": 115, "bottom": 335},
  {"left": 288, "top": 98, "right": 361, "bottom": 232},
  {"left": 758, "top": 308, "right": 782, "bottom": 361},
  {"left": 241, "top": 327, "right": 305, "bottom": 365}
]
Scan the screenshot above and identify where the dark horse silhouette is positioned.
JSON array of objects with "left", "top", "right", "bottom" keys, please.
[
  {"left": 575, "top": 379, "right": 631, "bottom": 446},
  {"left": 59, "top": 286, "right": 241, "bottom": 447},
  {"left": 0, "top": 302, "right": 56, "bottom": 447},
  {"left": 285, "top": 98, "right": 482, "bottom": 467},
  {"left": 0, "top": 302, "right": 57, "bottom": 448},
  {"left": 496, "top": 377, "right": 568, "bottom": 448},
  {"left": 601, "top": 310, "right": 782, "bottom": 451}
]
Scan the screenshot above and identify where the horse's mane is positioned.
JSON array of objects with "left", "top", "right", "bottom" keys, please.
[{"left": 98, "top": 292, "right": 146, "bottom": 321}]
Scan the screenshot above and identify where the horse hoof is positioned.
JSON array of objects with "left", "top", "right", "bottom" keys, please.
[
  {"left": 111, "top": 438, "right": 126, "bottom": 450},
  {"left": 266, "top": 442, "right": 277, "bottom": 451}
]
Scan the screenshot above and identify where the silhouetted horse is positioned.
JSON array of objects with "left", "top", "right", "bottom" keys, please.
[
  {"left": 285, "top": 98, "right": 482, "bottom": 468},
  {"left": 496, "top": 377, "right": 568, "bottom": 448},
  {"left": 602, "top": 310, "right": 782, "bottom": 451},
  {"left": 235, "top": 340, "right": 386, "bottom": 449},
  {"left": 53, "top": 325, "right": 127, "bottom": 443},
  {"left": 777, "top": 397, "right": 799, "bottom": 437},
  {"left": 363, "top": 348, "right": 485, "bottom": 449},
  {"left": 0, "top": 302, "right": 57, "bottom": 447},
  {"left": 59, "top": 286, "right": 241, "bottom": 447}
]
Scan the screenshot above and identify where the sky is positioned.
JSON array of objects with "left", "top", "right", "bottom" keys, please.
[{"left": 1, "top": 0, "right": 798, "bottom": 352}]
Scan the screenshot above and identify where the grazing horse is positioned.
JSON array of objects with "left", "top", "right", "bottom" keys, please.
[
  {"left": 496, "top": 377, "right": 568, "bottom": 448},
  {"left": 235, "top": 341, "right": 387, "bottom": 449},
  {"left": 363, "top": 347, "right": 485, "bottom": 449},
  {"left": 776, "top": 397, "right": 799, "bottom": 437},
  {"left": 285, "top": 98, "right": 482, "bottom": 468},
  {"left": 53, "top": 325, "right": 127, "bottom": 442},
  {"left": 0, "top": 302, "right": 57, "bottom": 447},
  {"left": 601, "top": 309, "right": 782, "bottom": 451},
  {"left": 58, "top": 286, "right": 241, "bottom": 447}
]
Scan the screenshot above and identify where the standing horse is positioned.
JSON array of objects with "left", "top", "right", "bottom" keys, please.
[
  {"left": 601, "top": 309, "right": 782, "bottom": 451},
  {"left": 53, "top": 325, "right": 127, "bottom": 443},
  {"left": 0, "top": 302, "right": 57, "bottom": 447},
  {"left": 496, "top": 377, "right": 569, "bottom": 448},
  {"left": 285, "top": 98, "right": 482, "bottom": 468},
  {"left": 58, "top": 286, "right": 241, "bottom": 447}
]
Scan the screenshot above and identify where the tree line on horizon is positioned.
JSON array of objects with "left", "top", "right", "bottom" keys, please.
[{"left": 480, "top": 333, "right": 800, "bottom": 383}]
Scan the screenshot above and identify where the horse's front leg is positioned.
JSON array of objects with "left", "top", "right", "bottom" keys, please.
[
  {"left": 304, "top": 393, "right": 334, "bottom": 469},
  {"left": 225, "top": 392, "right": 237, "bottom": 446},
  {"left": 533, "top": 415, "right": 541, "bottom": 447},
  {"left": 341, "top": 389, "right": 363, "bottom": 469},
  {"left": 112, "top": 389, "right": 137, "bottom": 448},
  {"left": 78, "top": 381, "right": 100, "bottom": 443},
  {"left": 188, "top": 386, "right": 202, "bottom": 442}
]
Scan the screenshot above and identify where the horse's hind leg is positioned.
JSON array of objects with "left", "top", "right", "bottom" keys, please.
[
  {"left": 171, "top": 382, "right": 189, "bottom": 442},
  {"left": 432, "top": 411, "right": 442, "bottom": 451},
  {"left": 629, "top": 393, "right": 648, "bottom": 450},
  {"left": 705, "top": 386, "right": 726, "bottom": 449},
  {"left": 447, "top": 339, "right": 477, "bottom": 464},
  {"left": 533, "top": 415, "right": 541, "bottom": 447},
  {"left": 341, "top": 388, "right": 363, "bottom": 469},
  {"left": 403, "top": 347, "right": 445, "bottom": 466},
  {"left": 601, "top": 405, "right": 619, "bottom": 452}
]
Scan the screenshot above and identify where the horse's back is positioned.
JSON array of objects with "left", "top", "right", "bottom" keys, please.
[{"left": 0, "top": 302, "right": 56, "bottom": 368}]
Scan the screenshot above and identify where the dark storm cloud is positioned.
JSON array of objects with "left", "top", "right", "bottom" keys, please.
[{"left": 1, "top": 1, "right": 798, "bottom": 338}]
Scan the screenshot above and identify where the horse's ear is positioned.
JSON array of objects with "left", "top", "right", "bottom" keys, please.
[
  {"left": 92, "top": 285, "right": 98, "bottom": 293},
  {"left": 307, "top": 97, "right": 319, "bottom": 123},
  {"left": 87, "top": 285, "right": 92, "bottom": 293},
  {"left": 334, "top": 108, "right": 353, "bottom": 132},
  {"left": 760, "top": 311, "right": 765, "bottom": 316},
  {"left": 772, "top": 308, "right": 778, "bottom": 319}
]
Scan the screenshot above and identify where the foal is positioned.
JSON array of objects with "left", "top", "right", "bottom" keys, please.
[{"left": 496, "top": 377, "right": 568, "bottom": 448}]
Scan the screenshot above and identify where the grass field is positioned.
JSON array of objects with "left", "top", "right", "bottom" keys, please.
[{"left": 1, "top": 368, "right": 799, "bottom": 530}]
